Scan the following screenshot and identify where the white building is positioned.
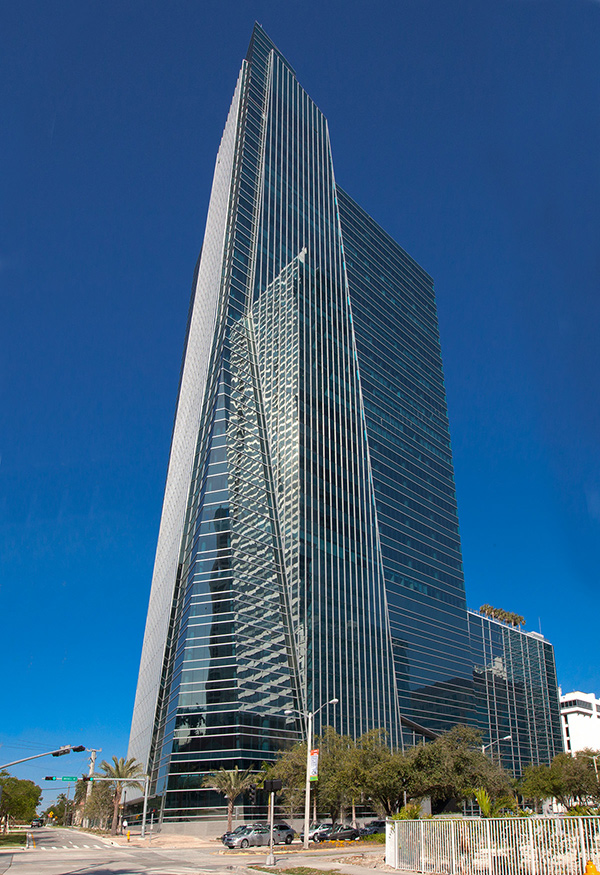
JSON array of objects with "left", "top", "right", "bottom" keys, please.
[{"left": 560, "top": 691, "right": 600, "bottom": 754}]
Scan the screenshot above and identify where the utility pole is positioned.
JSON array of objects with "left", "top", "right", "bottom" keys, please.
[
  {"left": 83, "top": 748, "right": 101, "bottom": 828},
  {"left": 86, "top": 749, "right": 101, "bottom": 800},
  {"left": 65, "top": 781, "right": 71, "bottom": 826}
]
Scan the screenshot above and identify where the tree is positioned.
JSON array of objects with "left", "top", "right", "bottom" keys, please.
[
  {"left": 519, "top": 751, "right": 600, "bottom": 811},
  {"left": 549, "top": 752, "right": 598, "bottom": 808},
  {"left": 518, "top": 764, "right": 554, "bottom": 811},
  {"left": 313, "top": 727, "right": 357, "bottom": 824},
  {"left": 478, "top": 605, "right": 525, "bottom": 628},
  {"left": 0, "top": 771, "right": 42, "bottom": 832},
  {"left": 364, "top": 747, "right": 414, "bottom": 815},
  {"left": 99, "top": 756, "right": 145, "bottom": 836},
  {"left": 408, "top": 725, "right": 513, "bottom": 809},
  {"left": 355, "top": 729, "right": 413, "bottom": 816},
  {"left": 83, "top": 781, "right": 113, "bottom": 830},
  {"left": 203, "top": 766, "right": 256, "bottom": 832},
  {"left": 43, "top": 792, "right": 68, "bottom": 826},
  {"left": 266, "top": 741, "right": 307, "bottom": 819}
]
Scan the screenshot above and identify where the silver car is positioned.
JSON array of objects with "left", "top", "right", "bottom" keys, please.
[
  {"left": 223, "top": 825, "right": 270, "bottom": 848},
  {"left": 272, "top": 822, "right": 295, "bottom": 844}
]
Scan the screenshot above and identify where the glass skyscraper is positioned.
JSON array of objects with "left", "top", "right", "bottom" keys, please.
[{"left": 129, "top": 25, "right": 562, "bottom": 825}]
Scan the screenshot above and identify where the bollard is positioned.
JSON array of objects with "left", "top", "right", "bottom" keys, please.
[{"left": 127, "top": 830, "right": 131, "bottom": 842}]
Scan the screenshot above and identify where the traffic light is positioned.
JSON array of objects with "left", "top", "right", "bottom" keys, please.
[
  {"left": 52, "top": 746, "right": 70, "bottom": 757},
  {"left": 45, "top": 776, "right": 57, "bottom": 781},
  {"left": 81, "top": 776, "right": 92, "bottom": 782},
  {"left": 72, "top": 745, "right": 86, "bottom": 753},
  {"left": 249, "top": 784, "right": 256, "bottom": 804}
]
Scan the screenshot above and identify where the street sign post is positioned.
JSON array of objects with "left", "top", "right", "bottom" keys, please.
[{"left": 44, "top": 776, "right": 79, "bottom": 782}]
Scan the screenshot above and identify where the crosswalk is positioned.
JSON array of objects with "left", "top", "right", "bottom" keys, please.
[{"left": 38, "top": 844, "right": 105, "bottom": 850}]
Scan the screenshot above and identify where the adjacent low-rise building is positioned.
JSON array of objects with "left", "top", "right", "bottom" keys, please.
[
  {"left": 469, "top": 613, "right": 563, "bottom": 775},
  {"left": 560, "top": 691, "right": 600, "bottom": 754}
]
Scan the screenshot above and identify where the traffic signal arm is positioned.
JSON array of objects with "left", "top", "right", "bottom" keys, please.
[{"left": 0, "top": 744, "right": 87, "bottom": 770}]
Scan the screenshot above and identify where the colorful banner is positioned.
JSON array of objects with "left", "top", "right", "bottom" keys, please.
[{"left": 309, "top": 748, "right": 319, "bottom": 782}]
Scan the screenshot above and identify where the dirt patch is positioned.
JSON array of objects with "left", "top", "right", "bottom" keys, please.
[{"left": 331, "top": 853, "right": 396, "bottom": 871}]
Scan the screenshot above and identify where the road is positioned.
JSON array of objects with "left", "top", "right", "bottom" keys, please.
[
  {"left": 0, "top": 828, "right": 384, "bottom": 875},
  {"left": 28, "top": 827, "right": 110, "bottom": 851}
]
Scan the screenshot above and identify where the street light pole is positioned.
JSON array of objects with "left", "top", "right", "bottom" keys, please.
[
  {"left": 285, "top": 697, "right": 339, "bottom": 851},
  {"left": 583, "top": 753, "right": 599, "bottom": 782},
  {"left": 141, "top": 774, "right": 150, "bottom": 839},
  {"left": 304, "top": 710, "right": 313, "bottom": 852}
]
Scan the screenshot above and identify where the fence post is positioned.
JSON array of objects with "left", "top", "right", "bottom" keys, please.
[
  {"left": 387, "top": 820, "right": 397, "bottom": 869},
  {"left": 451, "top": 820, "right": 456, "bottom": 875},
  {"left": 421, "top": 818, "right": 425, "bottom": 873},
  {"left": 527, "top": 817, "right": 536, "bottom": 875},
  {"left": 486, "top": 820, "right": 493, "bottom": 875},
  {"left": 578, "top": 817, "right": 587, "bottom": 871}
]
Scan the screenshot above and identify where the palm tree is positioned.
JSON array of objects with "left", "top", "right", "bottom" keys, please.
[
  {"left": 203, "top": 766, "right": 256, "bottom": 832},
  {"left": 99, "top": 756, "right": 145, "bottom": 835},
  {"left": 474, "top": 787, "right": 515, "bottom": 818}
]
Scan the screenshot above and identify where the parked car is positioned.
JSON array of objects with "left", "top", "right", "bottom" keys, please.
[
  {"left": 330, "top": 824, "right": 360, "bottom": 841},
  {"left": 223, "top": 824, "right": 270, "bottom": 848},
  {"left": 221, "top": 825, "right": 247, "bottom": 842},
  {"left": 299, "top": 822, "right": 334, "bottom": 842},
  {"left": 359, "top": 819, "right": 386, "bottom": 836},
  {"left": 272, "top": 822, "right": 295, "bottom": 844},
  {"left": 221, "top": 823, "right": 267, "bottom": 843}
]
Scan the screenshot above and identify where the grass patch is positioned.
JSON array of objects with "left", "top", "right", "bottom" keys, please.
[{"left": 0, "top": 832, "right": 27, "bottom": 848}]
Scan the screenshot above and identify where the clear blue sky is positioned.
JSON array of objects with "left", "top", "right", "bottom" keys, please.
[{"left": 1, "top": 0, "right": 599, "bottom": 801}]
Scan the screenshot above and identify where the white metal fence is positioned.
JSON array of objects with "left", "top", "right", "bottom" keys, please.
[{"left": 386, "top": 816, "right": 600, "bottom": 875}]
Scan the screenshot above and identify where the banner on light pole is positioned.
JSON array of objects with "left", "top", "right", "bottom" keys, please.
[{"left": 309, "top": 748, "right": 319, "bottom": 781}]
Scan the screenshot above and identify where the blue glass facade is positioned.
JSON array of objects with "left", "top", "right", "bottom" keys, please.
[
  {"left": 129, "top": 24, "right": 562, "bottom": 824},
  {"left": 468, "top": 612, "right": 563, "bottom": 774},
  {"left": 337, "top": 190, "right": 473, "bottom": 737}
]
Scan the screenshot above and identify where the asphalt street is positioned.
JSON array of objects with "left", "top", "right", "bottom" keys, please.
[{"left": 0, "top": 828, "right": 387, "bottom": 875}]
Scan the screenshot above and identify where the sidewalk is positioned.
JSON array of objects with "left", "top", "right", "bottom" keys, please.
[
  {"left": 102, "top": 831, "right": 217, "bottom": 849},
  {"left": 238, "top": 849, "right": 400, "bottom": 875}
]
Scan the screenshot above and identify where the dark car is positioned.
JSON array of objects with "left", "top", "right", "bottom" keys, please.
[
  {"left": 299, "top": 821, "right": 333, "bottom": 843},
  {"left": 359, "top": 819, "right": 386, "bottom": 836},
  {"left": 330, "top": 824, "right": 360, "bottom": 841},
  {"left": 312, "top": 822, "right": 334, "bottom": 842}
]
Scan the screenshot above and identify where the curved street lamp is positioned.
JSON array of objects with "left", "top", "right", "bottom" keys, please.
[{"left": 482, "top": 734, "right": 512, "bottom": 755}]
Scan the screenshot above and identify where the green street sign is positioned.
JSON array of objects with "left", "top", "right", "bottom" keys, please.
[{"left": 62, "top": 777, "right": 77, "bottom": 781}]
